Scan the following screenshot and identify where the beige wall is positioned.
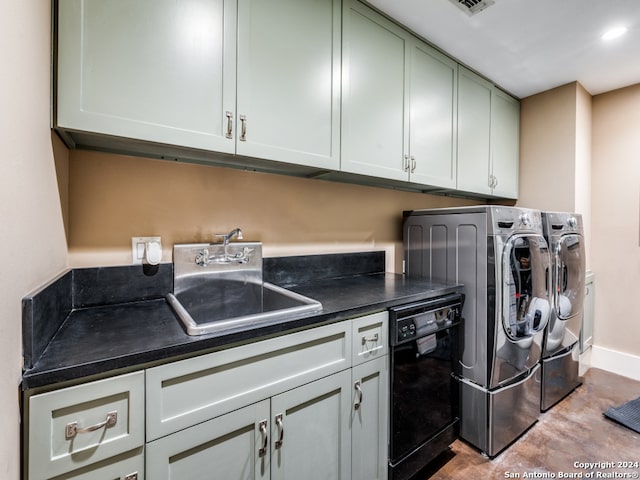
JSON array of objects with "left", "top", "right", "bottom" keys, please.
[
  {"left": 0, "top": 1, "right": 68, "bottom": 478},
  {"left": 67, "top": 150, "right": 477, "bottom": 272},
  {"left": 591, "top": 84, "right": 640, "bottom": 357},
  {"left": 574, "top": 83, "right": 592, "bottom": 267},
  {"left": 519, "top": 80, "right": 640, "bottom": 360},
  {"left": 517, "top": 81, "right": 592, "bottom": 268},
  {"left": 518, "top": 83, "right": 579, "bottom": 212}
]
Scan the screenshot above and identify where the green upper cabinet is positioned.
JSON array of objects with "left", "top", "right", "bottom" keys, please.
[
  {"left": 408, "top": 42, "right": 458, "bottom": 189},
  {"left": 491, "top": 88, "right": 520, "bottom": 199},
  {"left": 56, "top": 0, "right": 518, "bottom": 198},
  {"left": 236, "top": 0, "right": 341, "bottom": 169},
  {"left": 341, "top": 0, "right": 409, "bottom": 181},
  {"left": 457, "top": 66, "right": 520, "bottom": 198},
  {"left": 56, "top": 0, "right": 340, "bottom": 170},
  {"left": 457, "top": 66, "right": 493, "bottom": 196},
  {"left": 341, "top": 0, "right": 458, "bottom": 189},
  {"left": 56, "top": 0, "right": 237, "bottom": 153}
]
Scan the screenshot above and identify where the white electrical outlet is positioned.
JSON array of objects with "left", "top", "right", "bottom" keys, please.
[{"left": 131, "top": 236, "right": 161, "bottom": 265}]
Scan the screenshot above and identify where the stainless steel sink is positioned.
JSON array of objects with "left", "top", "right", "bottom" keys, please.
[{"left": 168, "top": 240, "right": 322, "bottom": 336}]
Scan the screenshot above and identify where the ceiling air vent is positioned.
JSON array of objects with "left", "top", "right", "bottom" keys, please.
[{"left": 449, "top": 0, "right": 495, "bottom": 16}]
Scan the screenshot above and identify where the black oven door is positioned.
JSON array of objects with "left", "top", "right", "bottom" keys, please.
[{"left": 389, "top": 324, "right": 459, "bottom": 470}]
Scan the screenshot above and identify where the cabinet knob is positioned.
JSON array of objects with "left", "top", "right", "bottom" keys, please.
[
  {"left": 239, "top": 115, "right": 247, "bottom": 142},
  {"left": 361, "top": 333, "right": 379, "bottom": 346},
  {"left": 225, "top": 111, "right": 233, "bottom": 139},
  {"left": 258, "top": 420, "right": 268, "bottom": 457},
  {"left": 354, "top": 381, "right": 363, "bottom": 410},
  {"left": 65, "top": 411, "right": 117, "bottom": 439},
  {"left": 275, "top": 414, "right": 284, "bottom": 449}
]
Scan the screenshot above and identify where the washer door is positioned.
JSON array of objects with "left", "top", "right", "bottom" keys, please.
[
  {"left": 554, "top": 233, "right": 585, "bottom": 322},
  {"left": 502, "top": 234, "right": 551, "bottom": 341},
  {"left": 546, "top": 233, "right": 586, "bottom": 353}
]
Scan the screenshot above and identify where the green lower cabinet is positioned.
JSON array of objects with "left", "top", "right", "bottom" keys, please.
[
  {"left": 25, "top": 317, "right": 388, "bottom": 480},
  {"left": 351, "top": 356, "right": 389, "bottom": 480},
  {"left": 26, "top": 371, "right": 145, "bottom": 480},
  {"left": 144, "top": 364, "right": 389, "bottom": 480},
  {"left": 270, "top": 370, "right": 352, "bottom": 480},
  {"left": 145, "top": 371, "right": 353, "bottom": 480},
  {"left": 145, "top": 400, "right": 271, "bottom": 480}
]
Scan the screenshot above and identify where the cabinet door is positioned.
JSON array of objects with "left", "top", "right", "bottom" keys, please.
[
  {"left": 456, "top": 66, "right": 492, "bottom": 196},
  {"left": 491, "top": 89, "right": 520, "bottom": 199},
  {"left": 341, "top": 0, "right": 409, "bottom": 181},
  {"left": 236, "top": 0, "right": 340, "bottom": 169},
  {"left": 146, "top": 400, "right": 270, "bottom": 480},
  {"left": 270, "top": 370, "right": 352, "bottom": 480},
  {"left": 351, "top": 357, "right": 389, "bottom": 480},
  {"left": 409, "top": 41, "right": 457, "bottom": 189},
  {"left": 57, "top": 0, "right": 237, "bottom": 153}
]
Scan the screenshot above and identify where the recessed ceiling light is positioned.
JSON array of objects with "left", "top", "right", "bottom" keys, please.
[{"left": 601, "top": 26, "right": 628, "bottom": 41}]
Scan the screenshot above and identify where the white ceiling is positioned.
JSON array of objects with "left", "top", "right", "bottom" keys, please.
[{"left": 366, "top": 0, "right": 640, "bottom": 98}]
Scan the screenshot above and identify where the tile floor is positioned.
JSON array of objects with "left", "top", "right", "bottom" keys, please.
[{"left": 420, "top": 368, "right": 640, "bottom": 479}]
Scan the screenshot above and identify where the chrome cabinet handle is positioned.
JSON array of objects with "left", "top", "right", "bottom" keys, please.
[
  {"left": 258, "top": 420, "right": 268, "bottom": 457},
  {"left": 65, "top": 411, "right": 117, "bottom": 439},
  {"left": 124, "top": 474, "right": 138, "bottom": 480},
  {"left": 239, "top": 115, "right": 247, "bottom": 142},
  {"left": 225, "top": 111, "right": 233, "bottom": 139},
  {"left": 410, "top": 156, "right": 416, "bottom": 173},
  {"left": 493, "top": 175, "right": 498, "bottom": 188},
  {"left": 354, "top": 381, "right": 363, "bottom": 410},
  {"left": 275, "top": 414, "right": 284, "bottom": 449},
  {"left": 403, "top": 154, "right": 410, "bottom": 172},
  {"left": 361, "top": 333, "right": 379, "bottom": 345}
]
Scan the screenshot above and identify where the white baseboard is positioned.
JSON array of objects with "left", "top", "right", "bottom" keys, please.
[
  {"left": 590, "top": 345, "right": 640, "bottom": 381},
  {"left": 578, "top": 347, "right": 592, "bottom": 377}
]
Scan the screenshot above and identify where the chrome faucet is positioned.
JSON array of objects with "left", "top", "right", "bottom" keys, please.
[
  {"left": 217, "top": 228, "right": 243, "bottom": 246},
  {"left": 195, "top": 228, "right": 249, "bottom": 266}
]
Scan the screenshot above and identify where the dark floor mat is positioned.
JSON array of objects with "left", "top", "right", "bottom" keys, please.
[{"left": 604, "top": 397, "right": 640, "bottom": 434}]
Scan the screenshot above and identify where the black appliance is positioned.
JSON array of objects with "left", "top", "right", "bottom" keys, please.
[{"left": 388, "top": 293, "right": 463, "bottom": 480}]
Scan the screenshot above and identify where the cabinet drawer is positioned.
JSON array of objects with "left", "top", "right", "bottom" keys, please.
[
  {"left": 28, "top": 371, "right": 145, "bottom": 480},
  {"left": 44, "top": 447, "right": 144, "bottom": 480},
  {"left": 146, "top": 321, "right": 351, "bottom": 440},
  {"left": 352, "top": 311, "right": 388, "bottom": 366}
]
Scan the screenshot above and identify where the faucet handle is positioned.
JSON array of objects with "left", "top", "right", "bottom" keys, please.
[{"left": 195, "top": 248, "right": 210, "bottom": 266}]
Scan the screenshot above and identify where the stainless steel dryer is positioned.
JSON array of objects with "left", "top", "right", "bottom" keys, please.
[
  {"left": 403, "top": 206, "right": 551, "bottom": 457},
  {"left": 540, "top": 211, "right": 586, "bottom": 411}
]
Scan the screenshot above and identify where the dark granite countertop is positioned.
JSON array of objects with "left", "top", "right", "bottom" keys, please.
[{"left": 22, "top": 252, "right": 462, "bottom": 390}]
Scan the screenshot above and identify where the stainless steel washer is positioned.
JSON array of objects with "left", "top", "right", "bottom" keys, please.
[
  {"left": 403, "top": 206, "right": 551, "bottom": 457},
  {"left": 540, "top": 211, "right": 586, "bottom": 411}
]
